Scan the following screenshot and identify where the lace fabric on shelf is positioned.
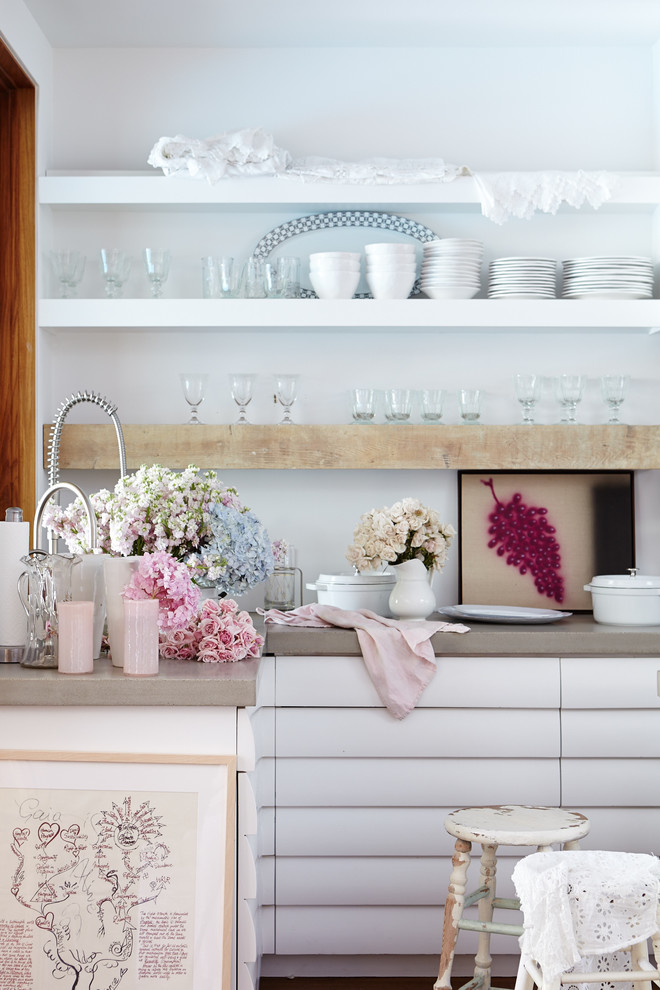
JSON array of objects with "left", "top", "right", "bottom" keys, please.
[
  {"left": 471, "top": 169, "right": 618, "bottom": 224},
  {"left": 512, "top": 850, "right": 660, "bottom": 981},
  {"left": 147, "top": 126, "right": 291, "bottom": 183},
  {"left": 282, "top": 156, "right": 471, "bottom": 184}
]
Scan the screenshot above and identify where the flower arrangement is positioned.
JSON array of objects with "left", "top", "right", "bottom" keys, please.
[
  {"left": 122, "top": 551, "right": 201, "bottom": 632},
  {"left": 43, "top": 463, "right": 275, "bottom": 596},
  {"left": 346, "top": 497, "right": 456, "bottom": 572},
  {"left": 159, "top": 598, "right": 264, "bottom": 663}
]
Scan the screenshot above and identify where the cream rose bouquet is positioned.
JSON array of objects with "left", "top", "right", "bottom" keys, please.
[{"left": 346, "top": 497, "right": 456, "bottom": 572}]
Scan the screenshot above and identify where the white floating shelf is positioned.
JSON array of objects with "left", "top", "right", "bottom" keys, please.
[{"left": 38, "top": 297, "right": 660, "bottom": 331}]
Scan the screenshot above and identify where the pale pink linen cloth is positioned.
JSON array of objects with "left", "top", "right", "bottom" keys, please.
[{"left": 258, "top": 603, "right": 470, "bottom": 719}]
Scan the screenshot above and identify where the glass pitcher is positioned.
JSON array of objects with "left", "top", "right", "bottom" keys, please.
[{"left": 17, "top": 550, "right": 81, "bottom": 668}]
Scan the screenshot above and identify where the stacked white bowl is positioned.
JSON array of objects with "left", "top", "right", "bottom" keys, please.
[
  {"left": 309, "top": 251, "right": 361, "bottom": 299},
  {"left": 365, "top": 242, "right": 418, "bottom": 299},
  {"left": 420, "top": 238, "right": 484, "bottom": 299}
]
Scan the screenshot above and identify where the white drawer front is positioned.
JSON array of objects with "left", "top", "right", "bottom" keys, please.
[
  {"left": 275, "top": 707, "right": 559, "bottom": 757},
  {"left": 274, "top": 905, "right": 515, "bottom": 955},
  {"left": 275, "top": 854, "right": 519, "bottom": 905},
  {"left": 272, "top": 655, "right": 560, "bottom": 708},
  {"left": 562, "top": 758, "right": 660, "bottom": 806},
  {"left": 562, "top": 710, "right": 660, "bottom": 756},
  {"left": 561, "top": 657, "right": 660, "bottom": 708}
]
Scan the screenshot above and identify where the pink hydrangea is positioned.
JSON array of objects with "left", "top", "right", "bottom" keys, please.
[
  {"left": 122, "top": 551, "right": 202, "bottom": 632},
  {"left": 158, "top": 597, "right": 263, "bottom": 663}
]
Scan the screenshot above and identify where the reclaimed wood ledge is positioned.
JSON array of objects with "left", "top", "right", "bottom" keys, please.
[{"left": 43, "top": 423, "right": 660, "bottom": 471}]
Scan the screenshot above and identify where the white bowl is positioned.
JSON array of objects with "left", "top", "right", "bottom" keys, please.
[
  {"left": 366, "top": 270, "right": 417, "bottom": 299},
  {"left": 310, "top": 269, "right": 361, "bottom": 299},
  {"left": 366, "top": 262, "right": 418, "bottom": 273},
  {"left": 365, "top": 242, "right": 417, "bottom": 255},
  {"left": 309, "top": 251, "right": 361, "bottom": 263},
  {"left": 310, "top": 259, "right": 361, "bottom": 272}
]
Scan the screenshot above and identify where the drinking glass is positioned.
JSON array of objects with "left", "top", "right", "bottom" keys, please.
[
  {"left": 229, "top": 373, "right": 257, "bottom": 424},
  {"left": 384, "top": 388, "right": 412, "bottom": 423},
  {"left": 351, "top": 388, "right": 375, "bottom": 424},
  {"left": 143, "top": 248, "right": 170, "bottom": 298},
  {"left": 274, "top": 374, "right": 299, "bottom": 424},
  {"left": 458, "top": 388, "right": 482, "bottom": 424},
  {"left": 99, "top": 248, "right": 131, "bottom": 298},
  {"left": 420, "top": 389, "right": 444, "bottom": 423},
  {"left": 514, "top": 373, "right": 542, "bottom": 424},
  {"left": 180, "top": 373, "right": 208, "bottom": 424},
  {"left": 601, "top": 374, "right": 629, "bottom": 424},
  {"left": 242, "top": 256, "right": 266, "bottom": 298},
  {"left": 556, "top": 374, "right": 586, "bottom": 424},
  {"left": 49, "top": 249, "right": 85, "bottom": 298}
]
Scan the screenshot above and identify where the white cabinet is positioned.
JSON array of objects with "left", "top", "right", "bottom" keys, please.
[{"left": 254, "top": 653, "right": 561, "bottom": 962}]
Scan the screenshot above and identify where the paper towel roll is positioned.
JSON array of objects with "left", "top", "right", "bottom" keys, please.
[{"left": 0, "top": 520, "right": 29, "bottom": 646}]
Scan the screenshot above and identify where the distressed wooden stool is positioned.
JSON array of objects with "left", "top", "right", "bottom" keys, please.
[{"left": 434, "top": 805, "right": 591, "bottom": 990}]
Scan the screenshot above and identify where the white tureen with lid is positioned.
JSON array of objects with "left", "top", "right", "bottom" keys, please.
[
  {"left": 584, "top": 569, "right": 660, "bottom": 625},
  {"left": 306, "top": 571, "right": 396, "bottom": 616}
]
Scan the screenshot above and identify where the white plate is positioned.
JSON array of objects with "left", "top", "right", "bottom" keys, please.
[{"left": 436, "top": 604, "right": 573, "bottom": 623}]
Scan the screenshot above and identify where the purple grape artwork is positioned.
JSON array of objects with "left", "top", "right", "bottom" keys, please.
[{"left": 482, "top": 477, "right": 564, "bottom": 604}]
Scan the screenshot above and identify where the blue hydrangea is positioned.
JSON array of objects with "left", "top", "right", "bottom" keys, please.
[{"left": 187, "top": 502, "right": 275, "bottom": 596}]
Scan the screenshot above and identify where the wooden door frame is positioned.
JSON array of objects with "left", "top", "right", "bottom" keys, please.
[{"left": 0, "top": 38, "right": 36, "bottom": 535}]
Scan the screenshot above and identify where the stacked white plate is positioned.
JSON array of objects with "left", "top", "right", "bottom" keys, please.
[
  {"left": 487, "top": 257, "right": 557, "bottom": 298},
  {"left": 364, "top": 242, "right": 418, "bottom": 299},
  {"left": 561, "top": 256, "right": 654, "bottom": 299},
  {"left": 420, "top": 238, "right": 483, "bottom": 300}
]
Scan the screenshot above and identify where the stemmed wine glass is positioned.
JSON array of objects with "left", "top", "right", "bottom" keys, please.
[
  {"left": 144, "top": 248, "right": 170, "bottom": 298},
  {"left": 229, "top": 373, "right": 256, "bottom": 424},
  {"left": 49, "top": 249, "right": 85, "bottom": 298},
  {"left": 274, "top": 374, "right": 299, "bottom": 425},
  {"left": 556, "top": 374, "right": 586, "bottom": 424},
  {"left": 99, "top": 248, "right": 131, "bottom": 298},
  {"left": 514, "top": 373, "right": 542, "bottom": 424},
  {"left": 180, "top": 373, "right": 208, "bottom": 424},
  {"left": 601, "top": 374, "right": 629, "bottom": 424}
]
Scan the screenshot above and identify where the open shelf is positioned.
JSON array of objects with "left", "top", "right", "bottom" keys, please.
[
  {"left": 43, "top": 423, "right": 660, "bottom": 471},
  {"left": 38, "top": 298, "right": 660, "bottom": 331}
]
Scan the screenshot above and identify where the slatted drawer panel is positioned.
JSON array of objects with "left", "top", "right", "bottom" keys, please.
[
  {"left": 276, "top": 756, "right": 560, "bottom": 809},
  {"left": 274, "top": 655, "right": 560, "bottom": 708},
  {"left": 275, "top": 708, "right": 559, "bottom": 757},
  {"left": 572, "top": 807, "right": 660, "bottom": 855},
  {"left": 562, "top": 710, "right": 660, "bottom": 756},
  {"left": 561, "top": 657, "right": 660, "bottom": 708},
  {"left": 562, "top": 758, "right": 660, "bottom": 806}
]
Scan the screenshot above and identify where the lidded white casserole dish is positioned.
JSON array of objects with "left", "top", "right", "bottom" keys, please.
[
  {"left": 306, "top": 572, "right": 396, "bottom": 616},
  {"left": 583, "top": 569, "right": 660, "bottom": 625}
]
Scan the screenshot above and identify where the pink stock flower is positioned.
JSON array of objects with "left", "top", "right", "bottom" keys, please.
[{"left": 122, "top": 551, "right": 201, "bottom": 632}]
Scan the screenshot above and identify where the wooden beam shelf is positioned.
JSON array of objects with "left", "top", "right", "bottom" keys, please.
[{"left": 43, "top": 423, "right": 660, "bottom": 471}]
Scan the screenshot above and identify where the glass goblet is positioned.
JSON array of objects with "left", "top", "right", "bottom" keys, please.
[
  {"left": 274, "top": 374, "right": 299, "bottom": 425},
  {"left": 556, "top": 374, "right": 586, "bottom": 424},
  {"left": 229, "top": 373, "right": 256, "bottom": 424},
  {"left": 50, "top": 249, "right": 85, "bottom": 298},
  {"left": 514, "top": 373, "right": 542, "bottom": 424},
  {"left": 180, "top": 373, "right": 208, "bottom": 425},
  {"left": 144, "top": 248, "right": 170, "bottom": 298},
  {"left": 99, "top": 248, "right": 131, "bottom": 298},
  {"left": 601, "top": 374, "right": 629, "bottom": 424}
]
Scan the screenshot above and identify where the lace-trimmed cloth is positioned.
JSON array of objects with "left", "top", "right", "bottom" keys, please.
[
  {"left": 471, "top": 170, "right": 618, "bottom": 224},
  {"left": 512, "top": 850, "right": 660, "bottom": 980},
  {"left": 282, "top": 156, "right": 470, "bottom": 185}
]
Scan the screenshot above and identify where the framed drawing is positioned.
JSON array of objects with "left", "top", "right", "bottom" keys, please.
[
  {"left": 0, "top": 750, "right": 236, "bottom": 990},
  {"left": 458, "top": 471, "right": 635, "bottom": 611}
]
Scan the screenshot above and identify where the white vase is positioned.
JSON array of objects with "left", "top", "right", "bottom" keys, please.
[
  {"left": 388, "top": 558, "right": 436, "bottom": 621},
  {"left": 103, "top": 555, "right": 140, "bottom": 667}
]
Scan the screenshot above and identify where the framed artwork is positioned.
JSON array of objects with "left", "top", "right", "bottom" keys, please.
[
  {"left": 0, "top": 750, "right": 236, "bottom": 990},
  {"left": 458, "top": 471, "right": 635, "bottom": 611}
]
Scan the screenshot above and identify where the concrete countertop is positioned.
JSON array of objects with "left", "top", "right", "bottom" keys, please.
[{"left": 263, "top": 612, "right": 660, "bottom": 657}]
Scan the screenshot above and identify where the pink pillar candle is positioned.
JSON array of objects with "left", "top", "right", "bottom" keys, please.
[
  {"left": 123, "top": 599, "right": 160, "bottom": 677},
  {"left": 57, "top": 600, "right": 95, "bottom": 674}
]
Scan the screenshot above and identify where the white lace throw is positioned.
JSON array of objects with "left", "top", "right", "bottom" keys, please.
[
  {"left": 471, "top": 170, "right": 618, "bottom": 224},
  {"left": 147, "top": 127, "right": 291, "bottom": 183},
  {"left": 512, "top": 850, "right": 660, "bottom": 980},
  {"left": 282, "top": 156, "right": 471, "bottom": 185}
]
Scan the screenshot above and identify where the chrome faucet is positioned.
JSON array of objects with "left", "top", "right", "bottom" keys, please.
[
  {"left": 33, "top": 481, "right": 98, "bottom": 555},
  {"left": 47, "top": 389, "right": 127, "bottom": 487}
]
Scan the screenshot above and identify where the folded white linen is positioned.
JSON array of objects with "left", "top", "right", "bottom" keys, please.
[
  {"left": 258, "top": 602, "right": 469, "bottom": 719},
  {"left": 147, "top": 127, "right": 291, "bottom": 183},
  {"left": 472, "top": 169, "right": 618, "bottom": 224},
  {"left": 282, "top": 156, "right": 471, "bottom": 184}
]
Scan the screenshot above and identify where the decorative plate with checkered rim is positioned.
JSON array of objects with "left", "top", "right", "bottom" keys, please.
[{"left": 251, "top": 209, "right": 440, "bottom": 298}]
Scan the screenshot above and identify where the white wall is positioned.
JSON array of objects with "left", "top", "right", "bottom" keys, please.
[{"left": 31, "top": 38, "right": 660, "bottom": 604}]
